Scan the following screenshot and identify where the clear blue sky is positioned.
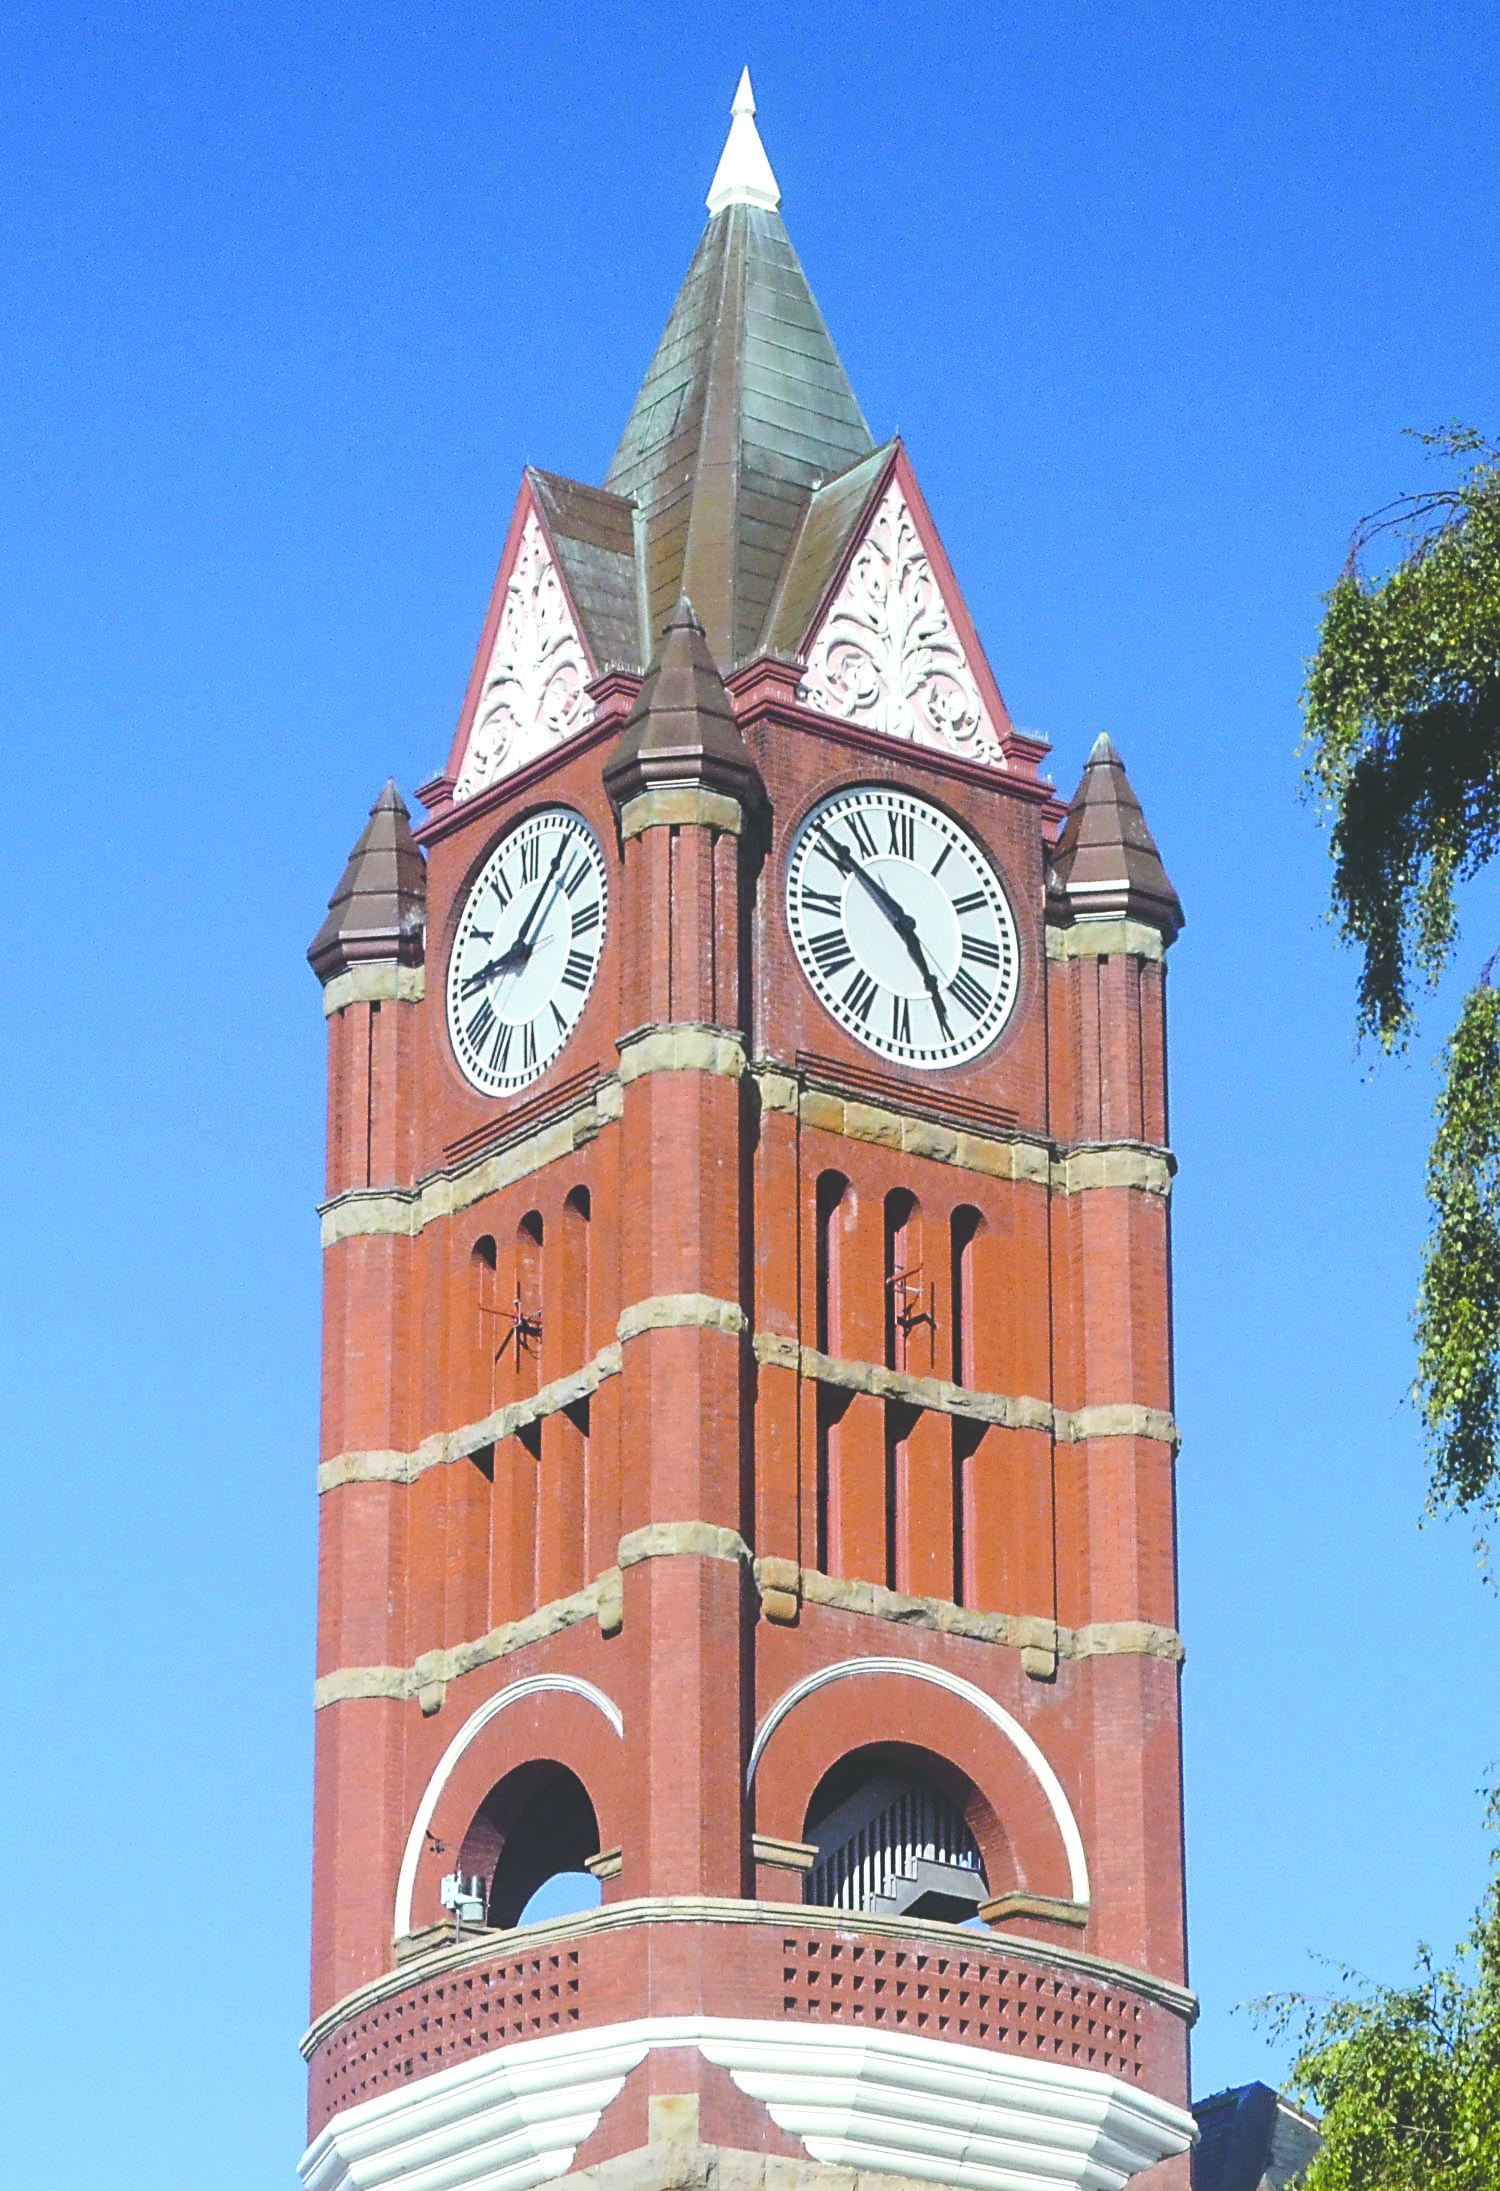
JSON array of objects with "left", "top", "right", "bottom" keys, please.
[{"left": 4, "top": 3, "right": 1497, "bottom": 2181}]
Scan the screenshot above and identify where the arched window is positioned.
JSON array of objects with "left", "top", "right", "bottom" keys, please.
[
  {"left": 471, "top": 1235, "right": 499, "bottom": 1415},
  {"left": 512, "top": 1210, "right": 544, "bottom": 1398},
  {"left": 561, "top": 1186, "right": 592, "bottom": 1370},
  {"left": 884, "top": 1189, "right": 919, "bottom": 1371},
  {"left": 803, "top": 1747, "right": 989, "bottom": 1923},
  {"left": 949, "top": 1205, "right": 984, "bottom": 1389},
  {"left": 814, "top": 1171, "right": 849, "bottom": 1356},
  {"left": 459, "top": 1760, "right": 603, "bottom": 1930}
]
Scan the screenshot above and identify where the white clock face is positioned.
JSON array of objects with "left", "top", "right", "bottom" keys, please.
[
  {"left": 786, "top": 786, "right": 1019, "bottom": 1069},
  {"left": 446, "top": 806, "right": 608, "bottom": 1096}
]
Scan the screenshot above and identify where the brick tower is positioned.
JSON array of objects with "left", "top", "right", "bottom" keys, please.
[{"left": 301, "top": 75, "right": 1196, "bottom": 2191}]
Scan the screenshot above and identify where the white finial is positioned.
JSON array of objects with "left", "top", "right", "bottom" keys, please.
[{"left": 706, "top": 67, "right": 781, "bottom": 216}]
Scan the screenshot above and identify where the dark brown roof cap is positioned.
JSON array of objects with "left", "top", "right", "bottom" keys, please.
[
  {"left": 1047, "top": 733, "right": 1182, "bottom": 940},
  {"left": 308, "top": 781, "right": 426, "bottom": 983},
  {"left": 603, "top": 596, "right": 763, "bottom": 811}
]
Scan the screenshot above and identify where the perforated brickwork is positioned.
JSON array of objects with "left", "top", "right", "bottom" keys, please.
[
  {"left": 311, "top": 1949, "right": 582, "bottom": 2124},
  {"left": 780, "top": 1933, "right": 1143, "bottom": 2078}
]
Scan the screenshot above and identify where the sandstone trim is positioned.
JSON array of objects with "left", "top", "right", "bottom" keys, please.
[
  {"left": 319, "top": 1097, "right": 1169, "bottom": 1246},
  {"left": 319, "top": 1086, "right": 618, "bottom": 1244},
  {"left": 1045, "top": 918, "right": 1167, "bottom": 962},
  {"left": 311, "top": 1583, "right": 604, "bottom": 1711},
  {"left": 302, "top": 1893, "right": 1198, "bottom": 2055},
  {"left": 317, "top": 1343, "right": 624, "bottom": 1492},
  {"left": 617, "top": 1024, "right": 746, "bottom": 1083},
  {"left": 618, "top": 1521, "right": 752, "bottom": 1569},
  {"left": 322, "top": 1333, "right": 1178, "bottom": 1491},
  {"left": 620, "top": 787, "right": 744, "bottom": 838},
  {"left": 314, "top": 1570, "right": 1183, "bottom": 1714},
  {"left": 321, "top": 962, "right": 427, "bottom": 1015},
  {"left": 618, "top": 1294, "right": 747, "bottom": 1342},
  {"left": 752, "top": 1833, "right": 817, "bottom": 1872},
  {"left": 752, "top": 1337, "right": 1179, "bottom": 1448}
]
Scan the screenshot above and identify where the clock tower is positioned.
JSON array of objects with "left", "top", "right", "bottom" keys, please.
[{"left": 301, "top": 75, "right": 1196, "bottom": 2191}]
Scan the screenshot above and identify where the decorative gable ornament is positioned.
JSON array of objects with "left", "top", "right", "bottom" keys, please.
[
  {"left": 453, "top": 513, "right": 596, "bottom": 802},
  {"left": 801, "top": 482, "right": 1007, "bottom": 768}
]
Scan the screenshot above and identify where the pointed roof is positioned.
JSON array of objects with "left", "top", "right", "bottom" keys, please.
[
  {"left": 604, "top": 78, "right": 874, "bottom": 670},
  {"left": 1048, "top": 734, "right": 1183, "bottom": 940},
  {"left": 308, "top": 781, "right": 426, "bottom": 982},
  {"left": 603, "top": 595, "right": 764, "bottom": 811}
]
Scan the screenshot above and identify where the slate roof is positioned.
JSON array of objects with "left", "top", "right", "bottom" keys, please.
[
  {"left": 526, "top": 469, "right": 642, "bottom": 672},
  {"left": 1192, "top": 2083, "right": 1321, "bottom": 2191},
  {"left": 602, "top": 201, "right": 875, "bottom": 671}
]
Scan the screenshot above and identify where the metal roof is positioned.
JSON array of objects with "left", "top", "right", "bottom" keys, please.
[{"left": 603, "top": 201, "right": 874, "bottom": 670}]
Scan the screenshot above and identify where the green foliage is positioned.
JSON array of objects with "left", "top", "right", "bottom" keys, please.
[
  {"left": 1302, "top": 432, "right": 1500, "bottom": 1527},
  {"left": 1260, "top": 1813, "right": 1500, "bottom": 2190}
]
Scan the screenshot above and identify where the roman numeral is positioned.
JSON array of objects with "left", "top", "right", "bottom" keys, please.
[
  {"left": 468, "top": 926, "right": 493, "bottom": 944},
  {"left": 467, "top": 998, "right": 495, "bottom": 1050},
  {"left": 953, "top": 889, "right": 986, "bottom": 916},
  {"left": 802, "top": 887, "right": 842, "bottom": 917},
  {"left": 808, "top": 928, "right": 854, "bottom": 976},
  {"left": 521, "top": 837, "right": 541, "bottom": 883},
  {"left": 490, "top": 872, "right": 513, "bottom": 908},
  {"left": 890, "top": 995, "right": 913, "bottom": 1045},
  {"left": 844, "top": 968, "right": 878, "bottom": 1023},
  {"left": 522, "top": 1021, "right": 538, "bottom": 1069},
  {"left": 491, "top": 1022, "right": 513, "bottom": 1075},
  {"left": 562, "top": 854, "right": 592, "bottom": 898},
  {"left": 887, "top": 809, "right": 915, "bottom": 858},
  {"left": 846, "top": 809, "right": 877, "bottom": 857},
  {"left": 962, "top": 932, "right": 1002, "bottom": 969},
  {"left": 950, "top": 966, "right": 991, "bottom": 1020},
  {"left": 561, "top": 949, "right": 592, "bottom": 991},
  {"left": 572, "top": 901, "right": 601, "bottom": 938},
  {"left": 931, "top": 842, "right": 952, "bottom": 877},
  {"left": 551, "top": 1001, "right": 568, "bottom": 1035}
]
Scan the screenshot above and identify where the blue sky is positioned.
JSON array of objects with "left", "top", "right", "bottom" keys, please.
[{"left": 4, "top": 3, "right": 1497, "bottom": 2181}]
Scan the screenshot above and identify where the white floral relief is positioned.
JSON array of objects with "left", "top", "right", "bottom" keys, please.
[
  {"left": 801, "top": 484, "right": 1007, "bottom": 767},
  {"left": 453, "top": 514, "right": 595, "bottom": 801}
]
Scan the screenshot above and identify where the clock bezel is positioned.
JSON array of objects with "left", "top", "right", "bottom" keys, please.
[
  {"left": 784, "top": 782, "right": 1022, "bottom": 1072},
  {"left": 444, "top": 803, "right": 609, "bottom": 1099}
]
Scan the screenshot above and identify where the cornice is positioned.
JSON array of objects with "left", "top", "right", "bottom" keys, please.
[{"left": 302, "top": 1894, "right": 1198, "bottom": 2059}]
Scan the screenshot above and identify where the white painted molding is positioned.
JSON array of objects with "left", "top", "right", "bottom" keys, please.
[
  {"left": 747, "top": 1656, "right": 1090, "bottom": 1907},
  {"left": 705, "top": 68, "right": 780, "bottom": 215},
  {"left": 300, "top": 2016, "right": 1195, "bottom": 2191},
  {"left": 802, "top": 481, "right": 1007, "bottom": 767},
  {"left": 393, "top": 1675, "right": 624, "bottom": 1939},
  {"left": 454, "top": 513, "right": 595, "bottom": 802}
]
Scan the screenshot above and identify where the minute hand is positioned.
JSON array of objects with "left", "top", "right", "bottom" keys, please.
[{"left": 820, "top": 835, "right": 954, "bottom": 1037}]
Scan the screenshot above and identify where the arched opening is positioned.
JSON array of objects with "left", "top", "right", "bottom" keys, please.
[
  {"left": 949, "top": 1205, "right": 984, "bottom": 1389},
  {"left": 802, "top": 1743, "right": 990, "bottom": 1924},
  {"left": 814, "top": 1170, "right": 849, "bottom": 1356},
  {"left": 459, "top": 1759, "right": 603, "bottom": 1930},
  {"left": 472, "top": 1235, "right": 499, "bottom": 1415}
]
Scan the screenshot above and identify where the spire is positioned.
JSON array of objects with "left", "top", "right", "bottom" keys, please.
[
  {"left": 603, "top": 596, "right": 764, "bottom": 812},
  {"left": 705, "top": 68, "right": 781, "bottom": 216},
  {"left": 308, "top": 781, "right": 426, "bottom": 983},
  {"left": 606, "top": 107, "right": 872, "bottom": 669},
  {"left": 1048, "top": 734, "right": 1183, "bottom": 940}
]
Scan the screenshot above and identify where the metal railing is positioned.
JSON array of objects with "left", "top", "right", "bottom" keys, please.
[{"left": 807, "top": 1783, "right": 983, "bottom": 1913}]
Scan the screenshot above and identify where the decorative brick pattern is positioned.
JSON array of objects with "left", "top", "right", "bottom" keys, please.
[
  {"left": 311, "top": 1949, "right": 582, "bottom": 2124},
  {"left": 780, "top": 1934, "right": 1142, "bottom": 2079}
]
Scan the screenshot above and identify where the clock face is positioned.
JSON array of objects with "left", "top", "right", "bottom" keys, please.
[
  {"left": 786, "top": 786, "right": 1020, "bottom": 1069},
  {"left": 446, "top": 806, "right": 608, "bottom": 1096}
]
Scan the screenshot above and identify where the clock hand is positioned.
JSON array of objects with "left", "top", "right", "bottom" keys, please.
[
  {"left": 819, "top": 832, "right": 954, "bottom": 1036},
  {"left": 510, "top": 839, "right": 572, "bottom": 960}
]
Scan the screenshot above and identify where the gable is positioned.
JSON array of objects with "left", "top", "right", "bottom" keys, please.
[
  {"left": 451, "top": 501, "right": 598, "bottom": 804},
  {"left": 800, "top": 470, "right": 1010, "bottom": 769}
]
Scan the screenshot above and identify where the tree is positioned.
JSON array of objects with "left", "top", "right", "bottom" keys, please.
[
  {"left": 1259, "top": 1809, "right": 1500, "bottom": 2190},
  {"left": 1302, "top": 430, "right": 1500, "bottom": 1535}
]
